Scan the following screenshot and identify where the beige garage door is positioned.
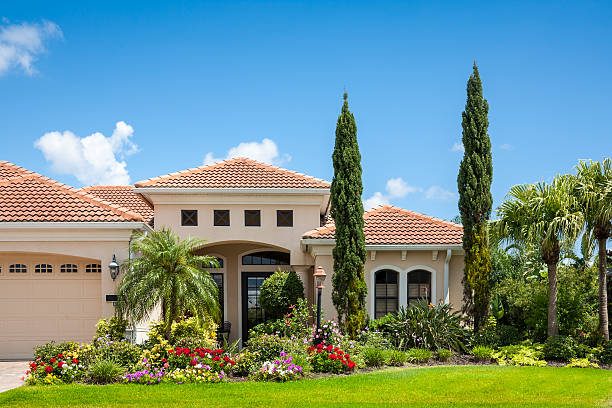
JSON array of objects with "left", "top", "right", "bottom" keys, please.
[{"left": 0, "top": 253, "right": 102, "bottom": 360}]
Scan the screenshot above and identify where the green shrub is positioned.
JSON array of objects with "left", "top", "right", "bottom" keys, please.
[
  {"left": 406, "top": 348, "right": 432, "bottom": 363},
  {"left": 472, "top": 345, "right": 495, "bottom": 361},
  {"left": 437, "top": 349, "right": 453, "bottom": 362},
  {"left": 231, "top": 349, "right": 262, "bottom": 377},
  {"left": 386, "top": 301, "right": 467, "bottom": 351},
  {"left": 361, "top": 347, "right": 385, "bottom": 367},
  {"left": 387, "top": 350, "right": 406, "bottom": 366},
  {"left": 33, "top": 341, "right": 80, "bottom": 362},
  {"left": 259, "top": 268, "right": 304, "bottom": 319},
  {"left": 86, "top": 360, "right": 125, "bottom": 384},
  {"left": 250, "top": 299, "right": 313, "bottom": 339},
  {"left": 91, "top": 339, "right": 142, "bottom": 370},
  {"left": 599, "top": 341, "right": 612, "bottom": 364},
  {"left": 492, "top": 343, "right": 547, "bottom": 367},
  {"left": 496, "top": 324, "right": 522, "bottom": 346},
  {"left": 543, "top": 335, "right": 577, "bottom": 361},
  {"left": 246, "top": 334, "right": 306, "bottom": 363},
  {"left": 564, "top": 358, "right": 599, "bottom": 369},
  {"left": 147, "top": 316, "right": 217, "bottom": 347},
  {"left": 95, "top": 316, "right": 128, "bottom": 341},
  {"left": 575, "top": 343, "right": 600, "bottom": 360}
]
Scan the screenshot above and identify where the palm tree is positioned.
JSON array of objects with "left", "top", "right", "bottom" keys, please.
[
  {"left": 493, "top": 175, "right": 584, "bottom": 338},
  {"left": 574, "top": 158, "right": 612, "bottom": 341},
  {"left": 116, "top": 228, "right": 220, "bottom": 338}
]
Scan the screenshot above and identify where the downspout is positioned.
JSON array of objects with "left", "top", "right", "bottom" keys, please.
[{"left": 444, "top": 249, "right": 452, "bottom": 304}]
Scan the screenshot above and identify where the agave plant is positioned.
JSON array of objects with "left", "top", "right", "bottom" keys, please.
[{"left": 387, "top": 301, "right": 468, "bottom": 352}]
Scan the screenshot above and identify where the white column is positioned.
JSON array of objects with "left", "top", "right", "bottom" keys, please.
[
  {"left": 444, "top": 249, "right": 452, "bottom": 304},
  {"left": 399, "top": 269, "right": 408, "bottom": 309}
]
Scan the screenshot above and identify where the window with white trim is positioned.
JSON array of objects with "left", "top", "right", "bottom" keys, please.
[
  {"left": 374, "top": 269, "right": 398, "bottom": 319},
  {"left": 407, "top": 270, "right": 431, "bottom": 306}
]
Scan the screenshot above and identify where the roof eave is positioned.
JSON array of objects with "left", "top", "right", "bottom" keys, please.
[
  {"left": 300, "top": 238, "right": 463, "bottom": 251},
  {"left": 134, "top": 187, "right": 331, "bottom": 195}
]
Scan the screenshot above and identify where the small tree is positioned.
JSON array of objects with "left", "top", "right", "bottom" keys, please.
[
  {"left": 116, "top": 228, "right": 220, "bottom": 338},
  {"left": 259, "top": 269, "right": 305, "bottom": 319},
  {"left": 330, "top": 92, "right": 367, "bottom": 338}
]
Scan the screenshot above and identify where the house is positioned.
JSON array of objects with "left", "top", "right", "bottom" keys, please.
[{"left": 0, "top": 158, "right": 464, "bottom": 359}]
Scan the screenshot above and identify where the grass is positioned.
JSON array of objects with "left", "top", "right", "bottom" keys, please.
[{"left": 1, "top": 365, "right": 610, "bottom": 407}]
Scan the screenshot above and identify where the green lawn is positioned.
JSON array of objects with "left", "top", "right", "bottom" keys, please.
[{"left": 1, "top": 365, "right": 610, "bottom": 407}]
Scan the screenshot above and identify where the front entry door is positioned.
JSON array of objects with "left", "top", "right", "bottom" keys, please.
[{"left": 241, "top": 272, "right": 272, "bottom": 343}]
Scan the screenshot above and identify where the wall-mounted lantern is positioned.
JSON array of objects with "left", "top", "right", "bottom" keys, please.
[{"left": 109, "top": 254, "right": 120, "bottom": 280}]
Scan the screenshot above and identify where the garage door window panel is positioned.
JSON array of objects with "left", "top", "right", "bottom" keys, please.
[{"left": 9, "top": 264, "right": 27, "bottom": 273}]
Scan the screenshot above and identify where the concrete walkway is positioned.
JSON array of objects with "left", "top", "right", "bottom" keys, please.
[{"left": 0, "top": 361, "right": 27, "bottom": 393}]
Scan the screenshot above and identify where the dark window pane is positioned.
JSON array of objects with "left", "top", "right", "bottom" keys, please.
[
  {"left": 407, "top": 270, "right": 432, "bottom": 306},
  {"left": 276, "top": 210, "right": 293, "bottom": 227},
  {"left": 181, "top": 210, "right": 198, "bottom": 226},
  {"left": 374, "top": 269, "right": 399, "bottom": 318},
  {"left": 244, "top": 210, "right": 261, "bottom": 226},
  {"left": 214, "top": 210, "right": 230, "bottom": 226},
  {"left": 242, "top": 251, "right": 290, "bottom": 265}
]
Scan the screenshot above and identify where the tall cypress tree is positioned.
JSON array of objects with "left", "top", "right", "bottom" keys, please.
[
  {"left": 330, "top": 92, "right": 367, "bottom": 338},
  {"left": 457, "top": 62, "right": 493, "bottom": 331}
]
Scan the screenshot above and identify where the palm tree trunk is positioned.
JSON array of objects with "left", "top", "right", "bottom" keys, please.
[
  {"left": 597, "top": 236, "right": 610, "bottom": 341},
  {"left": 547, "top": 262, "right": 559, "bottom": 337}
]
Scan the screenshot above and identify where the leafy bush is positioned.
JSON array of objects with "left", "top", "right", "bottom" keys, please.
[
  {"left": 308, "top": 344, "right": 356, "bottom": 373},
  {"left": 246, "top": 334, "right": 293, "bottom": 362},
  {"left": 406, "top": 348, "right": 432, "bottom": 363},
  {"left": 33, "top": 341, "right": 80, "bottom": 362},
  {"left": 492, "top": 343, "right": 547, "bottom": 367},
  {"left": 147, "top": 316, "right": 216, "bottom": 347},
  {"left": 95, "top": 317, "right": 128, "bottom": 341},
  {"left": 259, "top": 269, "right": 304, "bottom": 319},
  {"left": 360, "top": 347, "right": 385, "bottom": 367},
  {"left": 437, "top": 349, "right": 453, "bottom": 362},
  {"left": 387, "top": 350, "right": 406, "bottom": 366},
  {"left": 91, "top": 338, "right": 142, "bottom": 370},
  {"left": 232, "top": 350, "right": 262, "bottom": 377},
  {"left": 26, "top": 353, "right": 86, "bottom": 385},
  {"left": 250, "top": 352, "right": 304, "bottom": 382},
  {"left": 86, "top": 360, "right": 125, "bottom": 384},
  {"left": 599, "top": 341, "right": 612, "bottom": 364},
  {"left": 387, "top": 301, "right": 467, "bottom": 351},
  {"left": 575, "top": 344, "right": 601, "bottom": 360},
  {"left": 471, "top": 345, "right": 494, "bottom": 361},
  {"left": 564, "top": 358, "right": 599, "bottom": 368},
  {"left": 250, "top": 299, "right": 313, "bottom": 339},
  {"left": 543, "top": 336, "right": 577, "bottom": 361},
  {"left": 496, "top": 324, "right": 522, "bottom": 346}
]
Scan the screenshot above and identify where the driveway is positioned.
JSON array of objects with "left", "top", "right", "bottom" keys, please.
[{"left": 0, "top": 361, "right": 27, "bottom": 393}]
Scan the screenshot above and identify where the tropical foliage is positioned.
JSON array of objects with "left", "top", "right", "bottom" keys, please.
[{"left": 259, "top": 269, "right": 304, "bottom": 319}]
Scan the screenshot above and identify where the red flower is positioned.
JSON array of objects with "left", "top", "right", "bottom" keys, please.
[
  {"left": 329, "top": 354, "right": 337, "bottom": 360},
  {"left": 168, "top": 349, "right": 174, "bottom": 354},
  {"left": 337, "top": 350, "right": 344, "bottom": 355},
  {"left": 72, "top": 358, "right": 79, "bottom": 364},
  {"left": 230, "top": 361, "right": 235, "bottom": 366},
  {"left": 198, "top": 352, "right": 205, "bottom": 358},
  {"left": 223, "top": 356, "right": 230, "bottom": 362},
  {"left": 348, "top": 361, "right": 356, "bottom": 369},
  {"left": 307, "top": 347, "right": 315, "bottom": 352},
  {"left": 57, "top": 354, "right": 63, "bottom": 358},
  {"left": 44, "top": 366, "right": 53, "bottom": 373},
  {"left": 50, "top": 358, "right": 56, "bottom": 363},
  {"left": 219, "top": 363, "right": 224, "bottom": 367},
  {"left": 205, "top": 349, "right": 212, "bottom": 353},
  {"left": 345, "top": 354, "right": 350, "bottom": 360},
  {"left": 190, "top": 359, "right": 197, "bottom": 366},
  {"left": 176, "top": 349, "right": 183, "bottom": 356},
  {"left": 325, "top": 345, "right": 333, "bottom": 352},
  {"left": 316, "top": 344, "right": 323, "bottom": 350},
  {"left": 162, "top": 358, "right": 167, "bottom": 363},
  {"left": 212, "top": 356, "right": 221, "bottom": 361},
  {"left": 189, "top": 353, "right": 195, "bottom": 357},
  {"left": 57, "top": 361, "right": 64, "bottom": 368},
  {"left": 29, "top": 363, "right": 37, "bottom": 370},
  {"left": 183, "top": 348, "right": 190, "bottom": 354}
]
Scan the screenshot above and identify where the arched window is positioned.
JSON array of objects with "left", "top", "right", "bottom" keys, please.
[
  {"left": 374, "top": 269, "right": 398, "bottom": 319},
  {"left": 60, "top": 264, "right": 78, "bottom": 273},
  {"left": 407, "top": 270, "right": 431, "bottom": 306},
  {"left": 242, "top": 251, "right": 289, "bottom": 266},
  {"left": 35, "top": 264, "right": 53, "bottom": 274},
  {"left": 9, "top": 264, "right": 27, "bottom": 273}
]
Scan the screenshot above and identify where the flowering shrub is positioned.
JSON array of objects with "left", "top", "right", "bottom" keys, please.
[
  {"left": 165, "top": 367, "right": 227, "bottom": 384},
  {"left": 250, "top": 300, "right": 314, "bottom": 339},
  {"left": 136, "top": 342, "right": 235, "bottom": 376},
  {"left": 231, "top": 350, "right": 262, "bottom": 377},
  {"left": 251, "top": 352, "right": 303, "bottom": 382},
  {"left": 124, "top": 368, "right": 166, "bottom": 385},
  {"left": 25, "top": 353, "right": 86, "bottom": 385},
  {"left": 308, "top": 344, "right": 355, "bottom": 373}
]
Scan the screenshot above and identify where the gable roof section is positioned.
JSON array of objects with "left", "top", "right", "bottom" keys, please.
[
  {"left": 134, "top": 158, "right": 331, "bottom": 190},
  {"left": 0, "top": 161, "right": 144, "bottom": 223},
  {"left": 79, "top": 186, "right": 154, "bottom": 225},
  {"left": 303, "top": 205, "right": 463, "bottom": 246}
]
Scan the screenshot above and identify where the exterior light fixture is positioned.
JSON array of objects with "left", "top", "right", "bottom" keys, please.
[
  {"left": 109, "top": 254, "right": 120, "bottom": 280},
  {"left": 313, "top": 266, "right": 327, "bottom": 345}
]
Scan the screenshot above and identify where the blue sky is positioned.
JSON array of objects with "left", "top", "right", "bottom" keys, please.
[{"left": 1, "top": 1, "right": 610, "bottom": 221}]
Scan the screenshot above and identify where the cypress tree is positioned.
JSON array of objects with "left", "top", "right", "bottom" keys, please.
[
  {"left": 330, "top": 92, "right": 367, "bottom": 338},
  {"left": 457, "top": 62, "right": 493, "bottom": 331}
]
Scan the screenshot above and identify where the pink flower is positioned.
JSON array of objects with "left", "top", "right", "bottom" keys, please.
[{"left": 164, "top": 363, "right": 169, "bottom": 369}]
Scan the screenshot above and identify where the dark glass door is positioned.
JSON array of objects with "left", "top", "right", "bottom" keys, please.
[{"left": 241, "top": 272, "right": 272, "bottom": 342}]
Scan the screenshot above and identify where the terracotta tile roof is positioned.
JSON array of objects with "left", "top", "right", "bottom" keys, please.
[
  {"left": 79, "top": 186, "right": 154, "bottom": 225},
  {"left": 0, "top": 161, "right": 144, "bottom": 223},
  {"left": 134, "top": 158, "right": 331, "bottom": 189},
  {"left": 303, "top": 204, "right": 463, "bottom": 246}
]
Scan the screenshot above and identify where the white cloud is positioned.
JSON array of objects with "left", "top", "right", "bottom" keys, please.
[
  {"left": 499, "top": 143, "right": 513, "bottom": 150},
  {"left": 451, "top": 141, "right": 464, "bottom": 152},
  {"left": 0, "top": 19, "right": 62, "bottom": 76},
  {"left": 203, "top": 138, "right": 290, "bottom": 165},
  {"left": 363, "top": 177, "right": 421, "bottom": 210},
  {"left": 363, "top": 191, "right": 389, "bottom": 210},
  {"left": 425, "top": 186, "right": 457, "bottom": 200},
  {"left": 34, "top": 121, "right": 138, "bottom": 186}
]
